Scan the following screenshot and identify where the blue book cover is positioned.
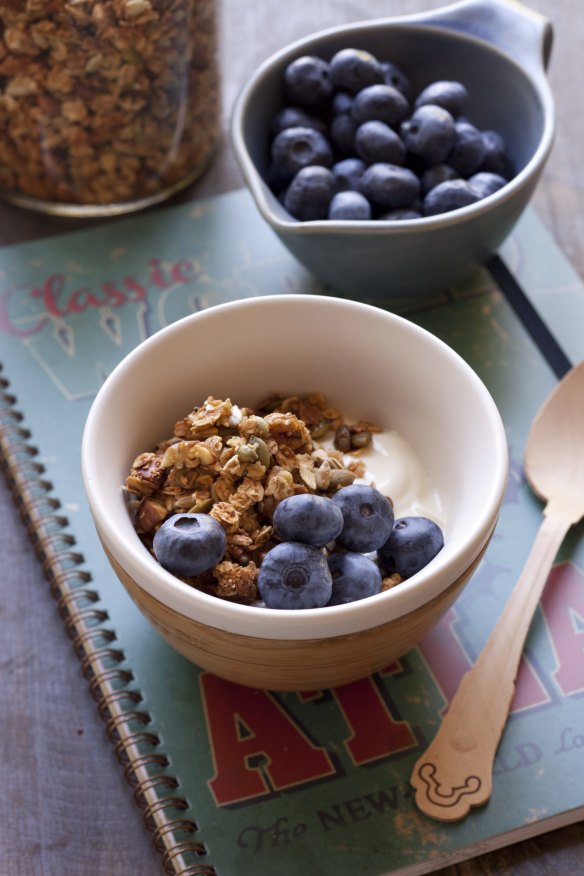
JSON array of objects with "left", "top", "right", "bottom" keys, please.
[{"left": 0, "top": 189, "right": 583, "bottom": 876}]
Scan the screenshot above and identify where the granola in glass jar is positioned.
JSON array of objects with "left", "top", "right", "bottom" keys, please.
[{"left": 0, "top": 0, "right": 220, "bottom": 215}]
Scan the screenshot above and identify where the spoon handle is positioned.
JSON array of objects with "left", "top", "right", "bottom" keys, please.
[{"left": 410, "top": 496, "right": 580, "bottom": 821}]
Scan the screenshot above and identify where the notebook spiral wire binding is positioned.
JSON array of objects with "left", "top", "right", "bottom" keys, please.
[{"left": 0, "top": 367, "right": 216, "bottom": 876}]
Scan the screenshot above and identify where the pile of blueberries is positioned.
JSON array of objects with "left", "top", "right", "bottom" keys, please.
[
  {"left": 267, "top": 48, "right": 513, "bottom": 221},
  {"left": 153, "top": 485, "right": 444, "bottom": 610}
]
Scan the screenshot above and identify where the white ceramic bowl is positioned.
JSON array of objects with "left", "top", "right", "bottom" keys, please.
[
  {"left": 230, "top": 0, "right": 554, "bottom": 305},
  {"left": 82, "top": 295, "right": 508, "bottom": 689}
]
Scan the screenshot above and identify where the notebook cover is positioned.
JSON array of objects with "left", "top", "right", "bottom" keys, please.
[{"left": 0, "top": 188, "right": 583, "bottom": 876}]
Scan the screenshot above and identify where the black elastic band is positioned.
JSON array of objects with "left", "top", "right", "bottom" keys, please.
[{"left": 487, "top": 254, "right": 573, "bottom": 380}]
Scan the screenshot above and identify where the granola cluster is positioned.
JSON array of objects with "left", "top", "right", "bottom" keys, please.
[
  {"left": 125, "top": 394, "right": 383, "bottom": 604},
  {"left": 0, "top": 0, "right": 220, "bottom": 208}
]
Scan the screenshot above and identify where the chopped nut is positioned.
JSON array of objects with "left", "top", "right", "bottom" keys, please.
[
  {"left": 212, "top": 560, "right": 259, "bottom": 603},
  {"left": 161, "top": 439, "right": 217, "bottom": 469},
  {"left": 135, "top": 497, "right": 168, "bottom": 534},
  {"left": 126, "top": 451, "right": 166, "bottom": 496}
]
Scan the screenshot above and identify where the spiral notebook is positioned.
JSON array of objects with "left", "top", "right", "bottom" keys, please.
[{"left": 1, "top": 188, "right": 583, "bottom": 876}]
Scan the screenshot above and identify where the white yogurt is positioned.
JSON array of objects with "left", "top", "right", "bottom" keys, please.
[{"left": 350, "top": 430, "right": 445, "bottom": 529}]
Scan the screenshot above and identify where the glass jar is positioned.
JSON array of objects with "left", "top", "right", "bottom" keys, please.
[{"left": 0, "top": 0, "right": 220, "bottom": 216}]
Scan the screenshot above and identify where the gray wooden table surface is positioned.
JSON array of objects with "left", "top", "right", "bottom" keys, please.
[{"left": 1, "top": 1, "right": 583, "bottom": 874}]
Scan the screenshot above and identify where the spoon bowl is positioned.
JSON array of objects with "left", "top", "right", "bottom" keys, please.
[{"left": 525, "top": 362, "right": 584, "bottom": 505}]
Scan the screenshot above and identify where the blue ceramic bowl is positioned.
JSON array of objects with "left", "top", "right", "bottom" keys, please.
[{"left": 230, "top": 0, "right": 555, "bottom": 306}]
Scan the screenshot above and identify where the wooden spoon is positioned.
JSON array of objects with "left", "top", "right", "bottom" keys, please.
[{"left": 410, "top": 358, "right": 584, "bottom": 822}]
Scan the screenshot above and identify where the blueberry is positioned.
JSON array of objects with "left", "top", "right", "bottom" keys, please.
[
  {"left": 332, "top": 484, "right": 394, "bottom": 552},
  {"left": 423, "top": 178, "right": 480, "bottom": 216},
  {"left": 355, "top": 120, "right": 406, "bottom": 165},
  {"left": 283, "top": 165, "right": 337, "bottom": 220},
  {"left": 330, "top": 112, "right": 357, "bottom": 156},
  {"left": 332, "top": 157, "right": 366, "bottom": 191},
  {"left": 273, "top": 493, "right": 344, "bottom": 546},
  {"left": 400, "top": 105, "right": 456, "bottom": 165},
  {"left": 480, "top": 129, "right": 513, "bottom": 177},
  {"left": 153, "top": 513, "right": 227, "bottom": 577},
  {"left": 332, "top": 90, "right": 354, "bottom": 115},
  {"left": 270, "top": 126, "right": 333, "bottom": 187},
  {"left": 327, "top": 551, "right": 382, "bottom": 605},
  {"left": 379, "top": 208, "right": 422, "bottom": 220},
  {"left": 378, "top": 516, "right": 444, "bottom": 578},
  {"left": 468, "top": 171, "right": 507, "bottom": 199},
  {"left": 271, "top": 106, "right": 327, "bottom": 137},
  {"left": 329, "top": 47, "right": 384, "bottom": 94},
  {"left": 328, "top": 190, "right": 371, "bottom": 220},
  {"left": 351, "top": 83, "right": 410, "bottom": 128},
  {"left": 257, "top": 541, "right": 332, "bottom": 609},
  {"left": 448, "top": 120, "right": 487, "bottom": 177},
  {"left": 414, "top": 80, "right": 470, "bottom": 118},
  {"left": 420, "top": 163, "right": 459, "bottom": 196},
  {"left": 360, "top": 162, "right": 420, "bottom": 210},
  {"left": 381, "top": 61, "right": 411, "bottom": 100},
  {"left": 283, "top": 55, "right": 333, "bottom": 108}
]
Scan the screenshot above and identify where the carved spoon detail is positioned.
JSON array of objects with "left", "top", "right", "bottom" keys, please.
[{"left": 411, "top": 359, "right": 584, "bottom": 822}]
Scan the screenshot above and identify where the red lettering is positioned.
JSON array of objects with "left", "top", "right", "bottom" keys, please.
[
  {"left": 541, "top": 562, "right": 584, "bottom": 696},
  {"left": 0, "top": 270, "right": 148, "bottom": 339},
  {"left": 148, "top": 258, "right": 172, "bottom": 289},
  {"left": 31, "top": 274, "right": 68, "bottom": 318},
  {"left": 332, "top": 676, "right": 417, "bottom": 764},
  {"left": 0, "top": 286, "right": 48, "bottom": 337},
  {"left": 122, "top": 276, "right": 147, "bottom": 302},
  {"left": 67, "top": 286, "right": 107, "bottom": 313},
  {"left": 201, "top": 674, "right": 336, "bottom": 806},
  {"left": 101, "top": 281, "right": 127, "bottom": 307},
  {"left": 171, "top": 259, "right": 198, "bottom": 284},
  {"left": 417, "top": 608, "right": 470, "bottom": 711},
  {"left": 419, "top": 606, "right": 549, "bottom": 714}
]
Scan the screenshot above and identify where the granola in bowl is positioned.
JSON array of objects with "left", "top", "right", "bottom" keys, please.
[{"left": 124, "top": 393, "right": 385, "bottom": 604}]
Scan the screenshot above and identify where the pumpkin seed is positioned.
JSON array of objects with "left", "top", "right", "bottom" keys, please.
[
  {"left": 237, "top": 443, "right": 258, "bottom": 463},
  {"left": 247, "top": 415, "right": 270, "bottom": 438},
  {"left": 351, "top": 429, "right": 372, "bottom": 449},
  {"left": 310, "top": 419, "right": 330, "bottom": 439},
  {"left": 334, "top": 424, "right": 352, "bottom": 452},
  {"left": 249, "top": 435, "right": 271, "bottom": 468}
]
